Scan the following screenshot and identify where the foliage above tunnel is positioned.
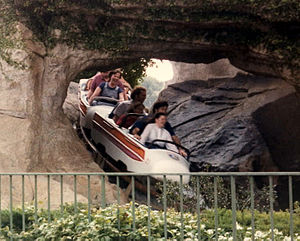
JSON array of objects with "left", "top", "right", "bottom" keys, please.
[{"left": 0, "top": 0, "right": 299, "bottom": 84}]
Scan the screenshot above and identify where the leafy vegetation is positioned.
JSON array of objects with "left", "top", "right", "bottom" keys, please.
[
  {"left": 1, "top": 203, "right": 300, "bottom": 240},
  {"left": 156, "top": 176, "right": 277, "bottom": 213},
  {"left": 0, "top": 0, "right": 299, "bottom": 82},
  {"left": 122, "top": 58, "right": 154, "bottom": 87}
]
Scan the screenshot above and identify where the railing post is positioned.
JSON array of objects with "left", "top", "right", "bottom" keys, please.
[
  {"left": 250, "top": 176, "right": 255, "bottom": 240},
  {"left": 269, "top": 176, "right": 274, "bottom": 241},
  {"left": 131, "top": 176, "right": 136, "bottom": 240},
  {"left": 147, "top": 176, "right": 151, "bottom": 241},
  {"left": 74, "top": 175, "right": 77, "bottom": 214},
  {"left": 117, "top": 176, "right": 121, "bottom": 240},
  {"left": 163, "top": 175, "right": 167, "bottom": 240},
  {"left": 9, "top": 175, "right": 13, "bottom": 233},
  {"left": 289, "top": 176, "right": 294, "bottom": 241},
  {"left": 101, "top": 175, "right": 106, "bottom": 208},
  {"left": 214, "top": 177, "right": 218, "bottom": 240},
  {"left": 231, "top": 176, "right": 237, "bottom": 241},
  {"left": 47, "top": 175, "right": 51, "bottom": 222},
  {"left": 22, "top": 175, "right": 25, "bottom": 232},
  {"left": 60, "top": 175, "right": 63, "bottom": 215},
  {"left": 34, "top": 175, "right": 38, "bottom": 224},
  {"left": 180, "top": 175, "right": 184, "bottom": 240},
  {"left": 88, "top": 175, "right": 91, "bottom": 223},
  {"left": 196, "top": 176, "right": 201, "bottom": 240}
]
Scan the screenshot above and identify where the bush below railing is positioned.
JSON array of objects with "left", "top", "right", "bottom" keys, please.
[{"left": 1, "top": 203, "right": 300, "bottom": 240}]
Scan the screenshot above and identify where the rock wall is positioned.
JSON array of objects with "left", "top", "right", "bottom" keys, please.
[
  {"left": 159, "top": 73, "right": 297, "bottom": 172},
  {"left": 0, "top": 24, "right": 125, "bottom": 208},
  {"left": 159, "top": 70, "right": 300, "bottom": 207}
]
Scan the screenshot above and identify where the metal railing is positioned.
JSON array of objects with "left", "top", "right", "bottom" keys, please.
[{"left": 0, "top": 172, "right": 299, "bottom": 240}]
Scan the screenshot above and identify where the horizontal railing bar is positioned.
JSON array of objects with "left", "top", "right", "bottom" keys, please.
[{"left": 0, "top": 172, "right": 299, "bottom": 176}]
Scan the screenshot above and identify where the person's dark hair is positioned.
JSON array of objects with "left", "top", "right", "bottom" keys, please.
[
  {"left": 131, "top": 86, "right": 146, "bottom": 100},
  {"left": 114, "top": 70, "right": 122, "bottom": 78},
  {"left": 154, "top": 112, "right": 167, "bottom": 120},
  {"left": 152, "top": 101, "right": 168, "bottom": 113},
  {"left": 108, "top": 71, "right": 116, "bottom": 79}
]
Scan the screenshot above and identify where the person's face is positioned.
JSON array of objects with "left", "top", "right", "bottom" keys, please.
[
  {"left": 156, "top": 106, "right": 168, "bottom": 114},
  {"left": 137, "top": 90, "right": 146, "bottom": 103},
  {"left": 113, "top": 72, "right": 121, "bottom": 79},
  {"left": 156, "top": 115, "right": 167, "bottom": 128},
  {"left": 110, "top": 76, "right": 119, "bottom": 85}
]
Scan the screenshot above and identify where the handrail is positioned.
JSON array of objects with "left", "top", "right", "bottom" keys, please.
[
  {"left": 0, "top": 171, "right": 299, "bottom": 240},
  {"left": 0, "top": 172, "right": 300, "bottom": 176}
]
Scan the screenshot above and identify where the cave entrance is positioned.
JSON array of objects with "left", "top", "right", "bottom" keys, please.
[
  {"left": 63, "top": 58, "right": 171, "bottom": 123},
  {"left": 62, "top": 56, "right": 299, "bottom": 208}
]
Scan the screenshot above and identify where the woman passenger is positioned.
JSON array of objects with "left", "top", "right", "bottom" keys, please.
[
  {"left": 140, "top": 113, "right": 178, "bottom": 153},
  {"left": 88, "top": 72, "right": 124, "bottom": 105},
  {"left": 116, "top": 102, "right": 145, "bottom": 128}
]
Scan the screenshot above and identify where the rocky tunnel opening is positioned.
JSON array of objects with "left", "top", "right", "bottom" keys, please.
[{"left": 1, "top": 0, "right": 300, "bottom": 211}]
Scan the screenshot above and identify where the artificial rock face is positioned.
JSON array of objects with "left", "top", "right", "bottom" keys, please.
[
  {"left": 0, "top": 0, "right": 299, "bottom": 206},
  {"left": 160, "top": 69, "right": 300, "bottom": 207},
  {"left": 161, "top": 73, "right": 298, "bottom": 172}
]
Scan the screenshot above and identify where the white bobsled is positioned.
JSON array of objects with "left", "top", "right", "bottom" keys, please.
[{"left": 78, "top": 79, "right": 190, "bottom": 184}]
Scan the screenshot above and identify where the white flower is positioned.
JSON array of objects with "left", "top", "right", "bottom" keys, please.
[
  {"left": 283, "top": 237, "right": 291, "bottom": 241},
  {"left": 236, "top": 222, "right": 243, "bottom": 230},
  {"left": 206, "top": 229, "right": 214, "bottom": 235},
  {"left": 244, "top": 238, "right": 252, "bottom": 241}
]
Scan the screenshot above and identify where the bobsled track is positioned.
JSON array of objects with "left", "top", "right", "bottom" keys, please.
[{"left": 74, "top": 122, "right": 160, "bottom": 203}]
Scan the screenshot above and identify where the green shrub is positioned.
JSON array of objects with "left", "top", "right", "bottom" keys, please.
[
  {"left": 156, "top": 176, "right": 277, "bottom": 212},
  {"left": 1, "top": 203, "right": 300, "bottom": 240}
]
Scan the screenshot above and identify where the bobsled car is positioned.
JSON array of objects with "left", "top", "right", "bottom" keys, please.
[{"left": 78, "top": 79, "right": 190, "bottom": 184}]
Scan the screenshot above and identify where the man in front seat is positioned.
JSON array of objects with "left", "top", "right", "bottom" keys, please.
[
  {"left": 88, "top": 72, "right": 124, "bottom": 105},
  {"left": 130, "top": 101, "right": 187, "bottom": 157}
]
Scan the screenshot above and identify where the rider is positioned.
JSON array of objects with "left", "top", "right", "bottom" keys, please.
[
  {"left": 130, "top": 101, "right": 187, "bottom": 156},
  {"left": 88, "top": 72, "right": 124, "bottom": 105},
  {"left": 111, "top": 86, "right": 146, "bottom": 122},
  {"left": 140, "top": 112, "right": 178, "bottom": 153},
  {"left": 87, "top": 71, "right": 109, "bottom": 99},
  {"left": 116, "top": 102, "right": 145, "bottom": 128},
  {"left": 87, "top": 71, "right": 124, "bottom": 99}
]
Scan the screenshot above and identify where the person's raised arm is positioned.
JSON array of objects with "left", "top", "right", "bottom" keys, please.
[
  {"left": 171, "top": 135, "right": 187, "bottom": 157},
  {"left": 87, "top": 89, "right": 93, "bottom": 99},
  {"left": 167, "top": 133, "right": 179, "bottom": 153},
  {"left": 88, "top": 87, "right": 101, "bottom": 105},
  {"left": 118, "top": 92, "right": 124, "bottom": 102}
]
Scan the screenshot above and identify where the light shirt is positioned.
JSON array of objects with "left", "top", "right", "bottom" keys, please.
[{"left": 140, "top": 123, "right": 178, "bottom": 153}]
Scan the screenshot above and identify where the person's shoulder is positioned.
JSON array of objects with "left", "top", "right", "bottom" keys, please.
[
  {"left": 134, "top": 117, "right": 147, "bottom": 126},
  {"left": 165, "top": 121, "right": 172, "bottom": 127},
  {"left": 99, "top": 82, "right": 106, "bottom": 88},
  {"left": 115, "top": 100, "right": 130, "bottom": 109},
  {"left": 146, "top": 123, "right": 156, "bottom": 128}
]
